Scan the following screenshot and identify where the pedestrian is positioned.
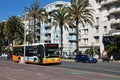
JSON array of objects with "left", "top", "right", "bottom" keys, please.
[{"left": 110, "top": 55, "right": 113, "bottom": 61}]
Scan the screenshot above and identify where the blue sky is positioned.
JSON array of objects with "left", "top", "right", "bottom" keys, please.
[{"left": 0, "top": 0, "right": 70, "bottom": 21}]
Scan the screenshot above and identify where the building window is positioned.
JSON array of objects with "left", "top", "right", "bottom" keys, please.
[
  {"left": 79, "top": 30, "right": 81, "bottom": 35},
  {"left": 96, "top": 17, "right": 99, "bottom": 24},
  {"left": 94, "top": 36, "right": 99, "bottom": 43},
  {"left": 84, "top": 29, "right": 88, "bottom": 35},
  {"left": 79, "top": 39, "right": 81, "bottom": 44},
  {"left": 84, "top": 38, "right": 88, "bottom": 44},
  {"left": 56, "top": 35, "right": 58, "bottom": 38},
  {"left": 104, "top": 26, "right": 107, "bottom": 32},
  {"left": 96, "top": 26, "right": 99, "bottom": 33},
  {"left": 45, "top": 26, "right": 49, "bottom": 30}
]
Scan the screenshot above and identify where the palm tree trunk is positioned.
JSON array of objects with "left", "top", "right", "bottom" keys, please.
[
  {"left": 76, "top": 17, "right": 79, "bottom": 55},
  {"left": 60, "top": 25, "right": 63, "bottom": 57},
  {"left": 33, "top": 18, "right": 36, "bottom": 43},
  {"left": 39, "top": 21, "right": 41, "bottom": 42}
]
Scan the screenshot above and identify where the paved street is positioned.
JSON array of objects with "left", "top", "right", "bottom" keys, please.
[
  {"left": 0, "top": 60, "right": 120, "bottom": 80},
  {"left": 59, "top": 59, "right": 120, "bottom": 76}
]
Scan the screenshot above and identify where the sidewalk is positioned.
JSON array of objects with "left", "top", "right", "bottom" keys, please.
[{"left": 61, "top": 58, "right": 74, "bottom": 61}]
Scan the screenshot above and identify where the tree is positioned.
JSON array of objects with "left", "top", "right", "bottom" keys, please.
[
  {"left": 85, "top": 48, "right": 99, "bottom": 57},
  {"left": 49, "top": 7, "right": 71, "bottom": 57},
  {"left": 24, "top": 0, "right": 48, "bottom": 43},
  {"left": 67, "top": 0, "right": 94, "bottom": 54},
  {"left": 26, "top": 32, "right": 33, "bottom": 44},
  {"left": 7, "top": 16, "right": 24, "bottom": 45},
  {"left": 0, "top": 21, "right": 9, "bottom": 53},
  {"left": 105, "top": 35, "right": 120, "bottom": 60}
]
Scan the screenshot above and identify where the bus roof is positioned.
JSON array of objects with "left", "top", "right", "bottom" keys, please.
[
  {"left": 31, "top": 43, "right": 58, "bottom": 46},
  {"left": 31, "top": 43, "right": 45, "bottom": 46},
  {"left": 13, "top": 45, "right": 24, "bottom": 47},
  {"left": 13, "top": 43, "right": 58, "bottom": 47}
]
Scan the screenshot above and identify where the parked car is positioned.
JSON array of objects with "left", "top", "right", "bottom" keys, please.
[{"left": 74, "top": 54, "right": 97, "bottom": 63}]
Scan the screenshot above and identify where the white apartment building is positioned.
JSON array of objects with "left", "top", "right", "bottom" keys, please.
[
  {"left": 22, "top": 12, "right": 42, "bottom": 44},
  {"left": 41, "top": 1, "right": 73, "bottom": 56},
  {"left": 41, "top": 1, "right": 101, "bottom": 57},
  {"left": 94, "top": 0, "right": 120, "bottom": 57},
  {"left": 78, "top": 0, "right": 120, "bottom": 57}
]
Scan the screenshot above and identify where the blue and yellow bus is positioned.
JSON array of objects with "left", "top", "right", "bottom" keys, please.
[{"left": 12, "top": 43, "right": 60, "bottom": 64}]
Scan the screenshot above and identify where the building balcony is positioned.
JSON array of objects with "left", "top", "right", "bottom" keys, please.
[
  {"left": 109, "top": 30, "right": 120, "bottom": 33},
  {"left": 45, "top": 33, "right": 51, "bottom": 37},
  {"left": 110, "top": 18, "right": 120, "bottom": 25},
  {"left": 109, "top": 7, "right": 120, "bottom": 14},
  {"left": 68, "top": 40, "right": 76, "bottom": 42},
  {"left": 68, "top": 36, "right": 76, "bottom": 42},
  {"left": 44, "top": 37, "right": 51, "bottom": 40},
  {"left": 44, "top": 30, "right": 51, "bottom": 34},
  {"left": 36, "top": 36, "right": 40, "bottom": 41},
  {"left": 36, "top": 33, "right": 40, "bottom": 36},
  {"left": 69, "top": 32, "right": 76, "bottom": 35},
  {"left": 44, "top": 36, "right": 51, "bottom": 41},
  {"left": 44, "top": 40, "right": 51, "bottom": 43},
  {"left": 101, "top": 0, "right": 118, "bottom": 6},
  {"left": 94, "top": 32, "right": 100, "bottom": 37},
  {"left": 94, "top": 22, "right": 99, "bottom": 26},
  {"left": 69, "top": 29, "right": 76, "bottom": 35}
]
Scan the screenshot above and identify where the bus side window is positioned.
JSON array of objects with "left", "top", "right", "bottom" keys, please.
[
  {"left": 37, "top": 49, "right": 41, "bottom": 58},
  {"left": 29, "top": 51, "right": 33, "bottom": 56},
  {"left": 14, "top": 51, "right": 17, "bottom": 55},
  {"left": 38, "top": 45, "right": 44, "bottom": 57},
  {"left": 25, "top": 50, "right": 29, "bottom": 56}
]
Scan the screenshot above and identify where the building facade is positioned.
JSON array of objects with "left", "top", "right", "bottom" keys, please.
[
  {"left": 41, "top": 1, "right": 73, "bottom": 56},
  {"left": 79, "top": 0, "right": 120, "bottom": 57},
  {"left": 95, "top": 0, "right": 120, "bottom": 56}
]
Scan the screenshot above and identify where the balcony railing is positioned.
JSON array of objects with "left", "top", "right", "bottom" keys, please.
[
  {"left": 110, "top": 18, "right": 119, "bottom": 24},
  {"left": 101, "top": 0, "right": 118, "bottom": 6},
  {"left": 109, "top": 30, "right": 120, "bottom": 33},
  {"left": 109, "top": 7, "right": 120, "bottom": 14},
  {"left": 68, "top": 36, "right": 76, "bottom": 42},
  {"left": 44, "top": 36, "right": 51, "bottom": 41}
]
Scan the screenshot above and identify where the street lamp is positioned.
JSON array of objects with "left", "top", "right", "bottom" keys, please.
[
  {"left": 23, "top": 13, "right": 27, "bottom": 64},
  {"left": 91, "top": 42, "right": 95, "bottom": 57}
]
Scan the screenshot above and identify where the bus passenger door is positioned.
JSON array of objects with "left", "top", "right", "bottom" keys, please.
[{"left": 38, "top": 45, "right": 44, "bottom": 64}]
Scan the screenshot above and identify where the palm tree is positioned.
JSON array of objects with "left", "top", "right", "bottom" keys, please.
[
  {"left": 85, "top": 48, "right": 99, "bottom": 57},
  {"left": 26, "top": 32, "right": 33, "bottom": 44},
  {"left": 67, "top": 0, "right": 94, "bottom": 55},
  {"left": 24, "top": 0, "right": 48, "bottom": 43},
  {"left": 49, "top": 7, "right": 71, "bottom": 57},
  {"left": 0, "top": 21, "right": 9, "bottom": 53},
  {"left": 37, "top": 8, "right": 48, "bottom": 42},
  {"left": 7, "top": 16, "right": 24, "bottom": 45}
]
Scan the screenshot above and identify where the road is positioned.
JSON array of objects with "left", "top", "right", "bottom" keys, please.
[
  {"left": 54, "top": 60, "right": 120, "bottom": 76},
  {"left": 0, "top": 60, "right": 120, "bottom": 80}
]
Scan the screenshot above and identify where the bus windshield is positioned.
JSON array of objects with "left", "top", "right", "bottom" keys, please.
[{"left": 45, "top": 49, "right": 59, "bottom": 58}]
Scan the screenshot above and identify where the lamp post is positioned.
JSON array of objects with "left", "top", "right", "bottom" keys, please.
[
  {"left": 23, "top": 13, "right": 27, "bottom": 64},
  {"left": 91, "top": 42, "right": 95, "bottom": 57}
]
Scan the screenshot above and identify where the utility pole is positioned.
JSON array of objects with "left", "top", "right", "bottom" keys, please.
[{"left": 22, "top": 13, "right": 27, "bottom": 64}]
